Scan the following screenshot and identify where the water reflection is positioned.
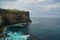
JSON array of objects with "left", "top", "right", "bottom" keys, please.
[{"left": 3, "top": 24, "right": 30, "bottom": 40}]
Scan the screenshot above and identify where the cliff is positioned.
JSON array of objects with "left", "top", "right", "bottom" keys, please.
[{"left": 0, "top": 8, "right": 32, "bottom": 26}]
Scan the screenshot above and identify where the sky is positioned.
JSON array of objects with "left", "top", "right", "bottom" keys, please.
[{"left": 0, "top": 0, "right": 60, "bottom": 18}]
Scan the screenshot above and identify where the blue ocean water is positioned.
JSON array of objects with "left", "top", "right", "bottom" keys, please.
[
  {"left": 4, "top": 17, "right": 60, "bottom": 40},
  {"left": 29, "top": 17, "right": 60, "bottom": 40}
]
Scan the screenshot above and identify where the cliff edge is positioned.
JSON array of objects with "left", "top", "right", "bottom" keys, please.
[{"left": 0, "top": 8, "right": 32, "bottom": 26}]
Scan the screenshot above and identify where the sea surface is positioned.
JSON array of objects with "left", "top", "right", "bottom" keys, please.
[{"left": 3, "top": 17, "right": 60, "bottom": 40}]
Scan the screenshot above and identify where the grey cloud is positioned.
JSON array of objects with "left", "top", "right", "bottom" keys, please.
[
  {"left": 0, "top": 0, "right": 60, "bottom": 18},
  {"left": 0, "top": 0, "right": 16, "bottom": 1}
]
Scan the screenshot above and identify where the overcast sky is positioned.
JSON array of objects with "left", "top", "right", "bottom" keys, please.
[{"left": 0, "top": 0, "right": 60, "bottom": 18}]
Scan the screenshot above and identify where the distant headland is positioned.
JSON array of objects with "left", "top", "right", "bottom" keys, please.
[{"left": 0, "top": 8, "right": 32, "bottom": 26}]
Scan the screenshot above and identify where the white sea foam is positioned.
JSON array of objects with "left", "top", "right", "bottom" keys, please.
[
  {"left": 7, "top": 32, "right": 30, "bottom": 40},
  {"left": 31, "top": 21, "right": 40, "bottom": 24}
]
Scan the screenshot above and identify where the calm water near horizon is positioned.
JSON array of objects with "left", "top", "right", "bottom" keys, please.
[{"left": 3, "top": 17, "right": 60, "bottom": 40}]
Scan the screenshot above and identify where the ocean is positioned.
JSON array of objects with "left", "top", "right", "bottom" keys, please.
[{"left": 3, "top": 17, "right": 60, "bottom": 40}]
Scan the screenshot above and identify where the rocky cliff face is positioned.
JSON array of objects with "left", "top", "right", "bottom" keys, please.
[{"left": 0, "top": 8, "right": 32, "bottom": 26}]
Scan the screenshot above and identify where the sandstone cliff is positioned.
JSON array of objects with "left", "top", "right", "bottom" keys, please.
[{"left": 0, "top": 8, "right": 32, "bottom": 26}]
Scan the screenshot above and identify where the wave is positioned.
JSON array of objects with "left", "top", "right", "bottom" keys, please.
[
  {"left": 31, "top": 21, "right": 40, "bottom": 24},
  {"left": 7, "top": 32, "right": 30, "bottom": 40}
]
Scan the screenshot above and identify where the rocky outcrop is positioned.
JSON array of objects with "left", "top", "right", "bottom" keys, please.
[{"left": 0, "top": 8, "right": 32, "bottom": 26}]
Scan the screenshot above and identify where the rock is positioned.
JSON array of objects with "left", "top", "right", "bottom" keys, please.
[
  {"left": 0, "top": 34, "right": 10, "bottom": 38},
  {"left": 0, "top": 8, "right": 32, "bottom": 26}
]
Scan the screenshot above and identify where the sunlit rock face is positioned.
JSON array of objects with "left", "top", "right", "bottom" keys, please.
[{"left": 0, "top": 8, "right": 32, "bottom": 26}]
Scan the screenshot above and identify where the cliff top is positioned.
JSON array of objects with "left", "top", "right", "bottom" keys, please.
[{"left": 0, "top": 8, "right": 29, "bottom": 14}]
